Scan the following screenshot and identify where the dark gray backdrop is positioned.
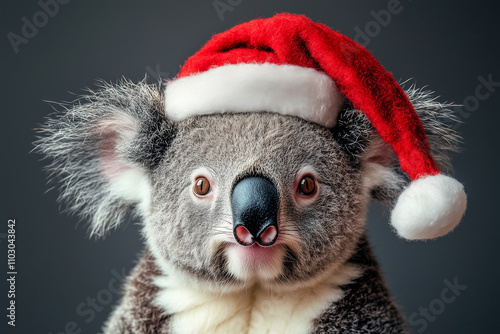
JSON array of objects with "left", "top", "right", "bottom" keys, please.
[{"left": 2, "top": 1, "right": 499, "bottom": 333}]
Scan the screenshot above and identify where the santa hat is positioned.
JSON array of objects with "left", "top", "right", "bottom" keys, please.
[{"left": 164, "top": 13, "right": 467, "bottom": 240}]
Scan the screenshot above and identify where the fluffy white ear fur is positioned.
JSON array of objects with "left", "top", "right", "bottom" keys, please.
[
  {"left": 96, "top": 112, "right": 151, "bottom": 205},
  {"left": 391, "top": 174, "right": 467, "bottom": 240},
  {"left": 361, "top": 138, "right": 402, "bottom": 193}
]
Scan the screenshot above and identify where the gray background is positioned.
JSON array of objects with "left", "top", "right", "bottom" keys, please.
[{"left": 1, "top": 0, "right": 499, "bottom": 333}]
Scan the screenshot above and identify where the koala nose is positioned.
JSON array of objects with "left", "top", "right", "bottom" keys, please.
[{"left": 231, "top": 176, "right": 279, "bottom": 246}]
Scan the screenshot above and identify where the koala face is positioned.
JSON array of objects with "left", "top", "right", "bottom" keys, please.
[
  {"left": 37, "top": 81, "right": 459, "bottom": 292},
  {"left": 144, "top": 112, "right": 367, "bottom": 290}
]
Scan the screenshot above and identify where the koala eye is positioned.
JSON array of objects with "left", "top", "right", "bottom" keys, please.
[
  {"left": 193, "top": 177, "right": 211, "bottom": 197},
  {"left": 298, "top": 175, "right": 316, "bottom": 196}
]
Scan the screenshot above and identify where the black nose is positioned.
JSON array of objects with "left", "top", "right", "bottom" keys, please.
[{"left": 231, "top": 176, "right": 279, "bottom": 246}]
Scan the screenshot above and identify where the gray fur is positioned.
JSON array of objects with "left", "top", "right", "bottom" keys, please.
[
  {"left": 405, "top": 83, "right": 462, "bottom": 172},
  {"left": 312, "top": 236, "right": 408, "bottom": 333},
  {"left": 103, "top": 252, "right": 170, "bottom": 333},
  {"left": 37, "top": 80, "right": 460, "bottom": 333},
  {"left": 36, "top": 79, "right": 174, "bottom": 236}
]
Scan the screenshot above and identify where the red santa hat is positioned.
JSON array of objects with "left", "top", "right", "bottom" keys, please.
[{"left": 164, "top": 13, "right": 467, "bottom": 240}]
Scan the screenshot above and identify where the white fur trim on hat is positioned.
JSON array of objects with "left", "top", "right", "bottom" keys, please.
[
  {"left": 391, "top": 174, "right": 467, "bottom": 240},
  {"left": 164, "top": 63, "right": 345, "bottom": 128}
]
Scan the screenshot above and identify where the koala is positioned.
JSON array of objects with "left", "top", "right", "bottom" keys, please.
[
  {"left": 37, "top": 80, "right": 461, "bottom": 334},
  {"left": 37, "top": 13, "right": 466, "bottom": 334}
]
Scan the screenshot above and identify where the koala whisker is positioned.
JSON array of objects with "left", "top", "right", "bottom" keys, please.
[
  {"left": 277, "top": 235, "right": 297, "bottom": 242},
  {"left": 219, "top": 216, "right": 234, "bottom": 226},
  {"left": 210, "top": 228, "right": 233, "bottom": 238},
  {"left": 279, "top": 225, "right": 300, "bottom": 231},
  {"left": 279, "top": 228, "right": 301, "bottom": 234}
]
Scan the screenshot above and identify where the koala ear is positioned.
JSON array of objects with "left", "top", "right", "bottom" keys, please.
[
  {"left": 37, "top": 80, "right": 175, "bottom": 237},
  {"left": 359, "top": 84, "right": 462, "bottom": 205},
  {"left": 331, "top": 106, "right": 407, "bottom": 203}
]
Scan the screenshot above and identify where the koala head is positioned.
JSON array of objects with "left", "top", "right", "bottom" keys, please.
[{"left": 37, "top": 80, "right": 461, "bottom": 292}]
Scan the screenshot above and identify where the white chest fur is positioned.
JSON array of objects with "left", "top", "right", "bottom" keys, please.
[{"left": 153, "top": 264, "right": 360, "bottom": 334}]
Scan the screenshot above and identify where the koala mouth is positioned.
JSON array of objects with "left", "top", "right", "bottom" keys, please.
[{"left": 230, "top": 243, "right": 280, "bottom": 268}]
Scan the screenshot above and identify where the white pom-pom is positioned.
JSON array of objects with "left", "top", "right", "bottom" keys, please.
[{"left": 391, "top": 174, "right": 467, "bottom": 240}]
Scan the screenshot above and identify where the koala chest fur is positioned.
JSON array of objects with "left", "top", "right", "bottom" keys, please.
[
  {"left": 104, "top": 241, "right": 409, "bottom": 334},
  {"left": 153, "top": 261, "right": 360, "bottom": 334},
  {"left": 104, "top": 236, "right": 407, "bottom": 333}
]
